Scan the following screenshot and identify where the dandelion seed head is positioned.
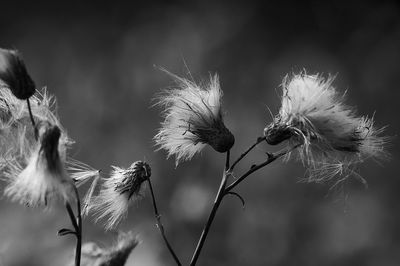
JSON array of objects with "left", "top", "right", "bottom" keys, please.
[
  {"left": 0, "top": 48, "right": 36, "bottom": 100},
  {"left": 264, "top": 72, "right": 387, "bottom": 183},
  {"left": 155, "top": 71, "right": 234, "bottom": 165},
  {"left": 91, "top": 161, "right": 151, "bottom": 230}
]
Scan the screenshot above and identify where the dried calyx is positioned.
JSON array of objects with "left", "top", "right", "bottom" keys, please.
[
  {"left": 0, "top": 48, "right": 36, "bottom": 100},
  {"left": 38, "top": 121, "right": 62, "bottom": 172},
  {"left": 115, "top": 161, "right": 151, "bottom": 199}
]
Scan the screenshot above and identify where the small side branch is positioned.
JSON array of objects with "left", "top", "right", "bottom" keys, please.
[
  {"left": 147, "top": 178, "right": 182, "bottom": 266},
  {"left": 229, "top": 136, "right": 266, "bottom": 171},
  {"left": 226, "top": 147, "right": 297, "bottom": 192},
  {"left": 26, "top": 98, "right": 38, "bottom": 140},
  {"left": 226, "top": 191, "right": 246, "bottom": 208}
]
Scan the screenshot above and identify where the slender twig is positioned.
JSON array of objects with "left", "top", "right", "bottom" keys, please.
[
  {"left": 26, "top": 98, "right": 38, "bottom": 140},
  {"left": 65, "top": 202, "right": 78, "bottom": 230},
  {"left": 226, "top": 146, "right": 298, "bottom": 193},
  {"left": 147, "top": 178, "right": 182, "bottom": 266},
  {"left": 73, "top": 185, "right": 82, "bottom": 266},
  {"left": 65, "top": 185, "right": 82, "bottom": 266},
  {"left": 190, "top": 150, "right": 230, "bottom": 266},
  {"left": 229, "top": 136, "right": 266, "bottom": 171}
]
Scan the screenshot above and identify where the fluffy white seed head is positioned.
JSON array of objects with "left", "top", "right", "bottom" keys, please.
[
  {"left": 91, "top": 161, "right": 151, "bottom": 230},
  {"left": 4, "top": 121, "right": 74, "bottom": 206},
  {"left": 264, "top": 73, "right": 388, "bottom": 183},
  {"left": 154, "top": 71, "right": 234, "bottom": 165}
]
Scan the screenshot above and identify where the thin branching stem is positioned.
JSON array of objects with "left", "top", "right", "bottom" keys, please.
[
  {"left": 65, "top": 202, "right": 78, "bottom": 230},
  {"left": 190, "top": 150, "right": 230, "bottom": 266},
  {"left": 229, "top": 136, "right": 266, "bottom": 171},
  {"left": 189, "top": 144, "right": 298, "bottom": 265},
  {"left": 226, "top": 146, "right": 298, "bottom": 192},
  {"left": 147, "top": 178, "right": 182, "bottom": 266},
  {"left": 65, "top": 185, "right": 82, "bottom": 266},
  {"left": 26, "top": 98, "right": 38, "bottom": 140}
]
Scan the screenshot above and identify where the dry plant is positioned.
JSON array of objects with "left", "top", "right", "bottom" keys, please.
[{"left": 0, "top": 48, "right": 388, "bottom": 266}]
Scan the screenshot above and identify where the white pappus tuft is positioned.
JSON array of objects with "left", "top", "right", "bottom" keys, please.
[
  {"left": 154, "top": 70, "right": 234, "bottom": 165},
  {"left": 67, "top": 158, "right": 101, "bottom": 215},
  {"left": 264, "top": 72, "right": 388, "bottom": 184},
  {"left": 91, "top": 161, "right": 151, "bottom": 230},
  {"left": 4, "top": 121, "right": 74, "bottom": 206}
]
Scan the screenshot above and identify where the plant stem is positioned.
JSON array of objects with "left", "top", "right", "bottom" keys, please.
[
  {"left": 26, "top": 98, "right": 38, "bottom": 140},
  {"left": 226, "top": 147, "right": 297, "bottom": 193},
  {"left": 229, "top": 136, "right": 265, "bottom": 171},
  {"left": 73, "top": 186, "right": 82, "bottom": 266},
  {"left": 147, "top": 178, "right": 182, "bottom": 266},
  {"left": 65, "top": 185, "right": 82, "bottom": 266},
  {"left": 190, "top": 150, "right": 230, "bottom": 266}
]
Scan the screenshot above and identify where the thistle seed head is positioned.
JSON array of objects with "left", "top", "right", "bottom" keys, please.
[
  {"left": 263, "top": 72, "right": 388, "bottom": 184},
  {"left": 91, "top": 161, "right": 151, "bottom": 230},
  {"left": 154, "top": 70, "right": 234, "bottom": 165}
]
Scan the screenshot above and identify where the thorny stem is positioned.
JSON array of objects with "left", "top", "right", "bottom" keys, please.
[
  {"left": 26, "top": 98, "right": 38, "bottom": 140},
  {"left": 147, "top": 178, "right": 182, "bottom": 266},
  {"left": 65, "top": 185, "right": 82, "bottom": 266},
  {"left": 229, "top": 136, "right": 266, "bottom": 171},
  {"left": 190, "top": 150, "right": 230, "bottom": 266}
]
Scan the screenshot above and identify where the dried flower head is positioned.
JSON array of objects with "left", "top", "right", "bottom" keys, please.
[
  {"left": 0, "top": 48, "right": 35, "bottom": 100},
  {"left": 154, "top": 71, "right": 234, "bottom": 165},
  {"left": 73, "top": 231, "right": 139, "bottom": 266},
  {"left": 4, "top": 121, "right": 74, "bottom": 206},
  {"left": 264, "top": 73, "right": 387, "bottom": 183},
  {"left": 91, "top": 161, "right": 151, "bottom": 230}
]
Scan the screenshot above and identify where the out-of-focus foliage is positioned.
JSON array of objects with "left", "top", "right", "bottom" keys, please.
[{"left": 0, "top": 1, "right": 399, "bottom": 265}]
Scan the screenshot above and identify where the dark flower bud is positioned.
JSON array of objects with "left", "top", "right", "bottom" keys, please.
[{"left": 0, "top": 48, "right": 36, "bottom": 99}]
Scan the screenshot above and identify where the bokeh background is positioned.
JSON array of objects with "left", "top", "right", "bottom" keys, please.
[{"left": 0, "top": 1, "right": 399, "bottom": 265}]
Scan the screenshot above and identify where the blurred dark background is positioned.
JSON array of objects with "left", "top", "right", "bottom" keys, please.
[{"left": 0, "top": 1, "right": 399, "bottom": 265}]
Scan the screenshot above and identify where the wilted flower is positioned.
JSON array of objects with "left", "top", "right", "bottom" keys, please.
[
  {"left": 264, "top": 73, "right": 387, "bottom": 183},
  {"left": 0, "top": 48, "right": 35, "bottom": 100},
  {"left": 71, "top": 231, "right": 139, "bottom": 266},
  {"left": 154, "top": 71, "right": 234, "bottom": 165},
  {"left": 4, "top": 121, "right": 74, "bottom": 206},
  {"left": 91, "top": 161, "right": 151, "bottom": 230}
]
